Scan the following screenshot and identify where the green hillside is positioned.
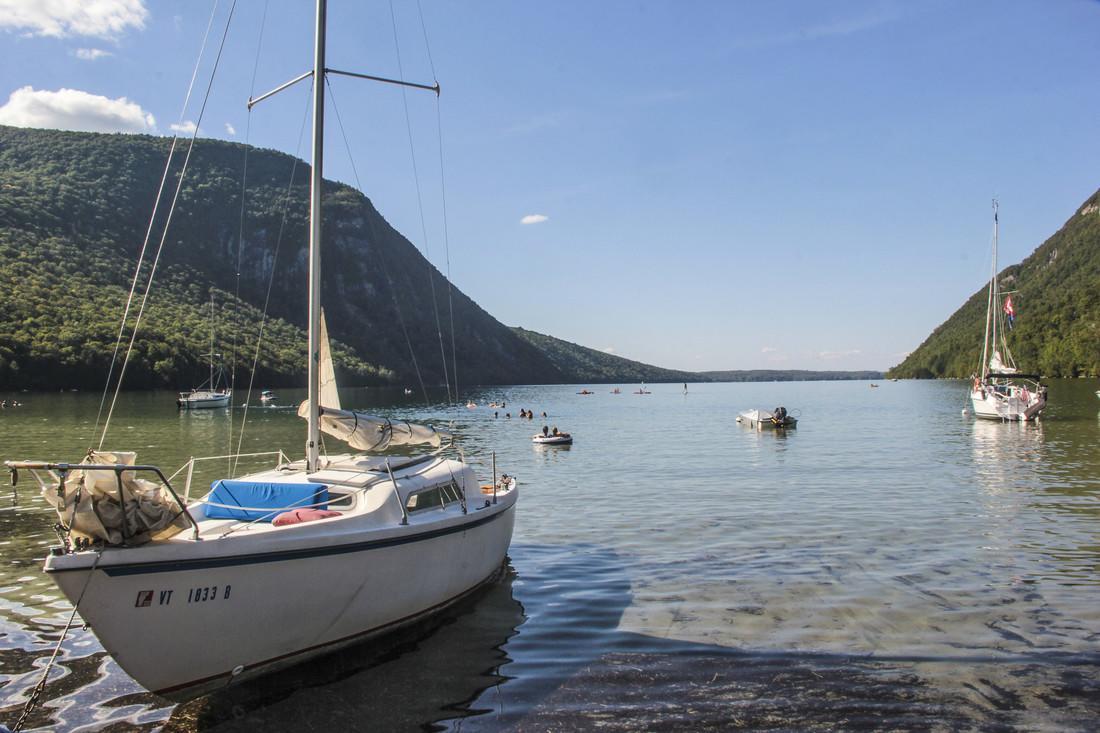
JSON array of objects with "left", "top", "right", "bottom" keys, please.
[
  {"left": 0, "top": 126, "right": 563, "bottom": 390},
  {"left": 511, "top": 328, "right": 699, "bottom": 383},
  {"left": 889, "top": 191, "right": 1100, "bottom": 379}
]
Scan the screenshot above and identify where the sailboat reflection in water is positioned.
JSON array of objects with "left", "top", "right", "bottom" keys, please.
[{"left": 4, "top": 0, "right": 516, "bottom": 700}]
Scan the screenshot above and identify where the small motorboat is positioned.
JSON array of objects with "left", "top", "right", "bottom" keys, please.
[
  {"left": 533, "top": 432, "right": 573, "bottom": 446},
  {"left": 577, "top": 390, "right": 594, "bottom": 395},
  {"left": 260, "top": 389, "right": 276, "bottom": 404},
  {"left": 610, "top": 388, "right": 621, "bottom": 394},
  {"left": 870, "top": 383, "right": 879, "bottom": 388},
  {"left": 737, "top": 407, "right": 797, "bottom": 430},
  {"left": 466, "top": 402, "right": 477, "bottom": 408}
]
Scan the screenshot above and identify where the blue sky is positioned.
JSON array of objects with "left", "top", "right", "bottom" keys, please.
[{"left": 1, "top": 1, "right": 1098, "bottom": 372}]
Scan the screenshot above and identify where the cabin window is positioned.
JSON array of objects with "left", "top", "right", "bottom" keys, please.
[
  {"left": 405, "top": 480, "right": 463, "bottom": 513},
  {"left": 327, "top": 491, "right": 353, "bottom": 508}
]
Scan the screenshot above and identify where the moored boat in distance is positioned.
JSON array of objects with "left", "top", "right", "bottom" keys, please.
[
  {"left": 969, "top": 201, "right": 1046, "bottom": 422},
  {"left": 178, "top": 296, "right": 231, "bottom": 410},
  {"left": 5, "top": 1, "right": 516, "bottom": 701},
  {"left": 737, "top": 407, "right": 798, "bottom": 430},
  {"left": 259, "top": 389, "right": 276, "bottom": 404}
]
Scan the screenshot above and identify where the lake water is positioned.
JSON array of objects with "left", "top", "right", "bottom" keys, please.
[{"left": 0, "top": 380, "right": 1098, "bottom": 731}]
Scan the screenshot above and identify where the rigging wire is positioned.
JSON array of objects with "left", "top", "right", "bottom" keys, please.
[
  {"left": 325, "top": 77, "right": 431, "bottom": 404},
  {"left": 89, "top": 0, "right": 222, "bottom": 450},
  {"left": 414, "top": 0, "right": 460, "bottom": 402},
  {"left": 98, "top": 0, "right": 239, "bottom": 449},
  {"left": 389, "top": 0, "right": 452, "bottom": 403},
  {"left": 228, "top": 0, "right": 271, "bottom": 475},
  {"left": 233, "top": 84, "right": 314, "bottom": 476}
]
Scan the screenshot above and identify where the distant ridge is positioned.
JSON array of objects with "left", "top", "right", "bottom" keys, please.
[
  {"left": 512, "top": 329, "right": 883, "bottom": 383},
  {"left": 889, "top": 189, "right": 1100, "bottom": 379},
  {"left": 697, "top": 369, "right": 884, "bottom": 382}
]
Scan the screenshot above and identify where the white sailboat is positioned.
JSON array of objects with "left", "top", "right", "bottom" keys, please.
[
  {"left": 6, "top": 1, "right": 516, "bottom": 700},
  {"left": 969, "top": 201, "right": 1046, "bottom": 421},
  {"left": 176, "top": 296, "right": 232, "bottom": 409}
]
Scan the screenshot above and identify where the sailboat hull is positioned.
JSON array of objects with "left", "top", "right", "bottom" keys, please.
[
  {"left": 970, "top": 387, "right": 1045, "bottom": 421},
  {"left": 46, "top": 493, "right": 516, "bottom": 699},
  {"left": 177, "top": 391, "right": 231, "bottom": 409}
]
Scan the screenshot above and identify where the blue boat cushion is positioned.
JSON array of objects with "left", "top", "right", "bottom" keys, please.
[{"left": 205, "top": 480, "right": 329, "bottom": 522}]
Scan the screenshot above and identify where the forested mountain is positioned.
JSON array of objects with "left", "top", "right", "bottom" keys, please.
[
  {"left": 889, "top": 190, "right": 1100, "bottom": 379},
  {"left": 0, "top": 126, "right": 902, "bottom": 391},
  {"left": 0, "top": 126, "right": 563, "bottom": 390},
  {"left": 511, "top": 328, "right": 699, "bottom": 383}
]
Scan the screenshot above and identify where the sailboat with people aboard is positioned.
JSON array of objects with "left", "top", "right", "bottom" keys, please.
[
  {"left": 969, "top": 201, "right": 1046, "bottom": 421},
  {"left": 4, "top": 0, "right": 516, "bottom": 701}
]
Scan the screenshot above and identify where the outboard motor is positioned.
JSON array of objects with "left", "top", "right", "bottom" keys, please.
[{"left": 772, "top": 406, "right": 787, "bottom": 425}]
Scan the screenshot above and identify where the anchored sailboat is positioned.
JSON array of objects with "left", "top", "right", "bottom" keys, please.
[
  {"left": 969, "top": 201, "right": 1046, "bottom": 421},
  {"left": 6, "top": 1, "right": 516, "bottom": 700},
  {"left": 177, "top": 295, "right": 231, "bottom": 409}
]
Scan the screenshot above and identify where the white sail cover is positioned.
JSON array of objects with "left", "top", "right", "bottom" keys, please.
[
  {"left": 299, "top": 313, "right": 450, "bottom": 450},
  {"left": 298, "top": 403, "right": 450, "bottom": 450},
  {"left": 989, "top": 350, "right": 1016, "bottom": 374}
]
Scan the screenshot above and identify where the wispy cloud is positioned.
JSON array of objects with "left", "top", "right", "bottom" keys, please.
[
  {"left": 520, "top": 214, "right": 548, "bottom": 225},
  {"left": 170, "top": 120, "right": 197, "bottom": 135},
  {"left": 818, "top": 349, "right": 862, "bottom": 361},
  {"left": 0, "top": 86, "right": 154, "bottom": 133},
  {"left": 0, "top": 0, "right": 147, "bottom": 39},
  {"left": 761, "top": 346, "right": 778, "bottom": 354},
  {"left": 731, "top": 5, "right": 899, "bottom": 50},
  {"left": 224, "top": 122, "right": 236, "bottom": 136},
  {"left": 503, "top": 110, "right": 568, "bottom": 136},
  {"left": 73, "top": 47, "right": 112, "bottom": 61},
  {"left": 625, "top": 89, "right": 692, "bottom": 107},
  {"left": 602, "top": 347, "right": 615, "bottom": 354}
]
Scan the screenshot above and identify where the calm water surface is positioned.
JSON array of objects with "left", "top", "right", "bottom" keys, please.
[{"left": 0, "top": 380, "right": 1098, "bottom": 730}]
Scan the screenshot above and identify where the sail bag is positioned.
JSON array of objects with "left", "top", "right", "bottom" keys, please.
[{"left": 41, "top": 451, "right": 190, "bottom": 547}]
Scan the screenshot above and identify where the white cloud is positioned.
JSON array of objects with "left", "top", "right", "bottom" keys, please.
[
  {"left": 170, "top": 120, "right": 197, "bottom": 135},
  {"left": 520, "top": 214, "right": 548, "bottom": 225},
  {"left": 731, "top": 6, "right": 899, "bottom": 50},
  {"left": 0, "top": 0, "right": 147, "bottom": 39},
  {"left": 818, "top": 349, "right": 862, "bottom": 360},
  {"left": 0, "top": 86, "right": 155, "bottom": 133},
  {"left": 73, "top": 47, "right": 112, "bottom": 61},
  {"left": 224, "top": 122, "right": 236, "bottom": 136},
  {"left": 761, "top": 346, "right": 778, "bottom": 354},
  {"left": 602, "top": 347, "right": 615, "bottom": 354}
]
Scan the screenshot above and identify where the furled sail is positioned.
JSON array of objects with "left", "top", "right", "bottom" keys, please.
[
  {"left": 299, "top": 312, "right": 450, "bottom": 450},
  {"left": 319, "top": 311, "right": 341, "bottom": 410},
  {"left": 299, "top": 403, "right": 451, "bottom": 450},
  {"left": 989, "top": 350, "right": 1016, "bottom": 374}
]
